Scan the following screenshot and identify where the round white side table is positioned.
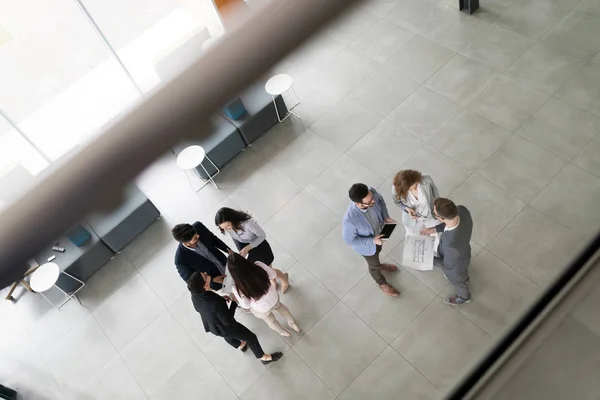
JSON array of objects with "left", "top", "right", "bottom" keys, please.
[
  {"left": 30, "top": 262, "right": 85, "bottom": 309},
  {"left": 177, "top": 145, "right": 220, "bottom": 190},
  {"left": 265, "top": 73, "right": 301, "bottom": 123}
]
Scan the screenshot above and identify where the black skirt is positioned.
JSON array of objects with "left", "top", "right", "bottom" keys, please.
[{"left": 233, "top": 239, "right": 275, "bottom": 266}]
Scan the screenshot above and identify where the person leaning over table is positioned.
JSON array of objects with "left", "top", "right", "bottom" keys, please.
[{"left": 215, "top": 207, "right": 290, "bottom": 293}]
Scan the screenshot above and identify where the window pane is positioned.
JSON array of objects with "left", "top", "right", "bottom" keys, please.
[{"left": 0, "top": 0, "right": 140, "bottom": 160}]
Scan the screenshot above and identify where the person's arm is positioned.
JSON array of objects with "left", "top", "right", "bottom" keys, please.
[
  {"left": 175, "top": 252, "right": 196, "bottom": 282},
  {"left": 196, "top": 222, "right": 231, "bottom": 254},
  {"left": 391, "top": 184, "right": 408, "bottom": 212},
  {"left": 232, "top": 286, "right": 251, "bottom": 310},
  {"left": 373, "top": 189, "right": 390, "bottom": 220},
  {"left": 435, "top": 223, "right": 446, "bottom": 233},
  {"left": 214, "top": 296, "right": 235, "bottom": 326},
  {"left": 429, "top": 177, "right": 440, "bottom": 200},
  {"left": 342, "top": 219, "right": 376, "bottom": 246},
  {"left": 245, "top": 220, "right": 267, "bottom": 250}
]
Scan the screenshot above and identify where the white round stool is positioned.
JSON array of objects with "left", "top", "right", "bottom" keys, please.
[
  {"left": 30, "top": 262, "right": 84, "bottom": 309},
  {"left": 177, "top": 145, "right": 220, "bottom": 190},
  {"left": 265, "top": 74, "right": 301, "bottom": 123}
]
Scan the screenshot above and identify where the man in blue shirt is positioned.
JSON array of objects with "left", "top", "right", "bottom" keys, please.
[{"left": 342, "top": 183, "right": 400, "bottom": 297}]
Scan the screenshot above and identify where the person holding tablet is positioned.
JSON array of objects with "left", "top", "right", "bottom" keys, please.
[
  {"left": 392, "top": 170, "right": 442, "bottom": 235},
  {"left": 342, "top": 183, "right": 400, "bottom": 297},
  {"left": 215, "top": 207, "right": 290, "bottom": 293}
]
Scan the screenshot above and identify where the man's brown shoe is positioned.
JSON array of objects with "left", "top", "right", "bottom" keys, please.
[
  {"left": 379, "top": 283, "right": 400, "bottom": 297},
  {"left": 380, "top": 263, "right": 398, "bottom": 272}
]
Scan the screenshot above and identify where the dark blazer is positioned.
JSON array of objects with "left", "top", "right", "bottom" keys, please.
[
  {"left": 174, "top": 221, "right": 231, "bottom": 290},
  {"left": 435, "top": 206, "right": 473, "bottom": 273},
  {"left": 191, "top": 291, "right": 239, "bottom": 336}
]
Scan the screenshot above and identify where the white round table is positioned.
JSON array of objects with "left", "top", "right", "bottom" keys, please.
[
  {"left": 177, "top": 145, "right": 206, "bottom": 170},
  {"left": 176, "top": 145, "right": 220, "bottom": 190},
  {"left": 264, "top": 74, "right": 301, "bottom": 122},
  {"left": 30, "top": 262, "right": 60, "bottom": 293}
]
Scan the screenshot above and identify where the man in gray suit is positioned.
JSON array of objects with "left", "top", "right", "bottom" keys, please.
[{"left": 421, "top": 197, "right": 472, "bottom": 305}]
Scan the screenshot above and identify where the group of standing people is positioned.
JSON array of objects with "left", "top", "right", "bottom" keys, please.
[
  {"left": 170, "top": 168, "right": 473, "bottom": 365},
  {"left": 342, "top": 169, "right": 473, "bottom": 305}
]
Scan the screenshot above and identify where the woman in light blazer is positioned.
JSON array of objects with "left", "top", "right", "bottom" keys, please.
[
  {"left": 392, "top": 170, "right": 442, "bottom": 235},
  {"left": 215, "top": 207, "right": 290, "bottom": 293}
]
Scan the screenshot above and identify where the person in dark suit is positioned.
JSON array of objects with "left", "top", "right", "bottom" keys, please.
[
  {"left": 172, "top": 221, "right": 231, "bottom": 290},
  {"left": 421, "top": 197, "right": 473, "bottom": 305},
  {"left": 189, "top": 271, "right": 283, "bottom": 364}
]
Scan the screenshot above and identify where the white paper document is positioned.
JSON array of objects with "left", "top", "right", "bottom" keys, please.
[{"left": 402, "top": 234, "right": 435, "bottom": 271}]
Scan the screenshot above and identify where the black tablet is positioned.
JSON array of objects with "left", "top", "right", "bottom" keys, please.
[{"left": 379, "top": 223, "right": 397, "bottom": 240}]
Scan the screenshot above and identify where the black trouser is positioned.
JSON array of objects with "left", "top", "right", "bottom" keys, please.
[
  {"left": 363, "top": 245, "right": 386, "bottom": 285},
  {"left": 222, "top": 322, "right": 265, "bottom": 358}
]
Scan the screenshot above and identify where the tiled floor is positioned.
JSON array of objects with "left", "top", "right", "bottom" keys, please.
[{"left": 2, "top": 0, "right": 600, "bottom": 398}]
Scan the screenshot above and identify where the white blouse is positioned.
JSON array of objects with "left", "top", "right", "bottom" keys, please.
[
  {"left": 406, "top": 184, "right": 431, "bottom": 220},
  {"left": 227, "top": 219, "right": 266, "bottom": 248},
  {"left": 232, "top": 262, "right": 279, "bottom": 313}
]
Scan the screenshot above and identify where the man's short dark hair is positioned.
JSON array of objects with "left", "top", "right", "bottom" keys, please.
[
  {"left": 434, "top": 198, "right": 458, "bottom": 219},
  {"left": 349, "top": 183, "right": 369, "bottom": 203},
  {"left": 187, "top": 272, "right": 206, "bottom": 294},
  {"left": 172, "top": 223, "right": 196, "bottom": 243}
]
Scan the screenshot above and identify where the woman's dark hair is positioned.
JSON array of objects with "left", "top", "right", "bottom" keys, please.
[
  {"left": 187, "top": 272, "right": 206, "bottom": 294},
  {"left": 348, "top": 183, "right": 369, "bottom": 203},
  {"left": 215, "top": 207, "right": 252, "bottom": 234},
  {"left": 393, "top": 170, "right": 423, "bottom": 201},
  {"left": 227, "top": 253, "right": 270, "bottom": 300},
  {"left": 172, "top": 223, "right": 197, "bottom": 243}
]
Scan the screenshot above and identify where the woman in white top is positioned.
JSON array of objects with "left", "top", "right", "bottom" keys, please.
[
  {"left": 215, "top": 207, "right": 290, "bottom": 293},
  {"left": 228, "top": 253, "right": 300, "bottom": 338},
  {"left": 392, "top": 170, "right": 442, "bottom": 235}
]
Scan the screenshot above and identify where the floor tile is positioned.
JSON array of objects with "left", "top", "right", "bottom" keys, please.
[
  {"left": 288, "top": 36, "right": 346, "bottom": 71},
  {"left": 496, "top": 0, "right": 575, "bottom": 40},
  {"left": 138, "top": 242, "right": 186, "bottom": 308},
  {"left": 505, "top": 43, "right": 587, "bottom": 95},
  {"left": 150, "top": 354, "right": 236, "bottom": 400},
  {"left": 429, "top": 109, "right": 511, "bottom": 169},
  {"left": 209, "top": 147, "right": 268, "bottom": 196},
  {"left": 275, "top": 263, "right": 338, "bottom": 346},
  {"left": 319, "top": 48, "right": 379, "bottom": 95},
  {"left": 241, "top": 350, "right": 335, "bottom": 400},
  {"left": 441, "top": 250, "right": 540, "bottom": 338},
  {"left": 298, "top": 223, "right": 368, "bottom": 298},
  {"left": 542, "top": 11, "right": 600, "bottom": 59},
  {"left": 422, "top": 8, "right": 490, "bottom": 52},
  {"left": 348, "top": 120, "right": 422, "bottom": 180},
  {"left": 43, "top": 315, "right": 116, "bottom": 384},
  {"left": 249, "top": 118, "right": 306, "bottom": 162},
  {"left": 576, "top": 0, "right": 600, "bottom": 16},
  {"left": 571, "top": 282, "right": 600, "bottom": 338},
  {"left": 311, "top": 98, "right": 381, "bottom": 152},
  {"left": 488, "top": 206, "right": 585, "bottom": 287},
  {"left": 343, "top": 268, "right": 436, "bottom": 343},
  {"left": 352, "top": 19, "right": 415, "bottom": 63},
  {"left": 492, "top": 316, "right": 600, "bottom": 400},
  {"left": 556, "top": 62, "right": 600, "bottom": 118},
  {"left": 3, "top": 351, "right": 66, "bottom": 400},
  {"left": 392, "top": 298, "right": 493, "bottom": 391},
  {"left": 385, "top": 0, "right": 449, "bottom": 34},
  {"left": 264, "top": 191, "right": 340, "bottom": 259},
  {"left": 347, "top": 65, "right": 420, "bottom": 118},
  {"left": 476, "top": 135, "right": 567, "bottom": 202},
  {"left": 451, "top": 174, "right": 526, "bottom": 246},
  {"left": 467, "top": 75, "right": 549, "bottom": 132},
  {"left": 385, "top": 36, "right": 456, "bottom": 84},
  {"left": 469, "top": 0, "right": 517, "bottom": 22},
  {"left": 293, "top": 82, "right": 345, "bottom": 126},
  {"left": 306, "top": 154, "right": 383, "bottom": 217},
  {"left": 229, "top": 163, "right": 302, "bottom": 223},
  {"left": 61, "top": 355, "right": 146, "bottom": 400},
  {"left": 573, "top": 135, "right": 600, "bottom": 177},
  {"left": 460, "top": 24, "right": 535, "bottom": 72},
  {"left": 294, "top": 302, "right": 387, "bottom": 395},
  {"left": 425, "top": 55, "right": 499, "bottom": 106},
  {"left": 93, "top": 274, "right": 166, "bottom": 350},
  {"left": 531, "top": 164, "right": 600, "bottom": 237},
  {"left": 387, "top": 86, "right": 463, "bottom": 141},
  {"left": 78, "top": 254, "right": 138, "bottom": 312},
  {"left": 122, "top": 217, "right": 174, "bottom": 270},
  {"left": 121, "top": 311, "right": 198, "bottom": 396},
  {"left": 360, "top": 0, "right": 400, "bottom": 17},
  {"left": 339, "top": 346, "right": 440, "bottom": 400},
  {"left": 516, "top": 98, "right": 600, "bottom": 160},
  {"left": 269, "top": 129, "right": 342, "bottom": 187},
  {"left": 400, "top": 146, "right": 472, "bottom": 196},
  {"left": 325, "top": 7, "right": 380, "bottom": 45},
  {"left": 169, "top": 291, "right": 215, "bottom": 350}
]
